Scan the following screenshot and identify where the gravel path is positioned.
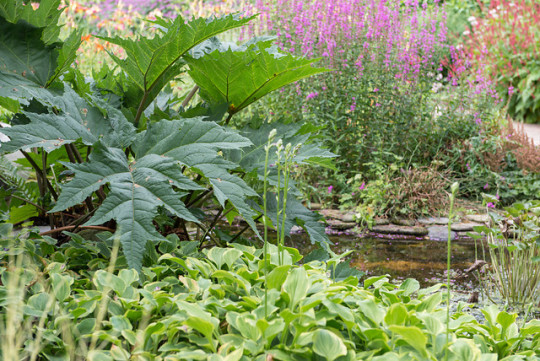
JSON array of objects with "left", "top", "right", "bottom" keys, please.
[{"left": 521, "top": 122, "right": 540, "bottom": 146}]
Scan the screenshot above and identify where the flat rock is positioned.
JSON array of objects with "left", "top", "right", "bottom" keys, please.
[
  {"left": 418, "top": 217, "right": 449, "bottom": 225},
  {"left": 327, "top": 219, "right": 356, "bottom": 230},
  {"left": 391, "top": 218, "right": 416, "bottom": 226},
  {"left": 465, "top": 214, "right": 489, "bottom": 223},
  {"left": 427, "top": 226, "right": 457, "bottom": 241},
  {"left": 371, "top": 224, "right": 428, "bottom": 236},
  {"left": 451, "top": 222, "right": 482, "bottom": 232},
  {"left": 319, "top": 210, "right": 356, "bottom": 222},
  {"left": 374, "top": 218, "right": 389, "bottom": 225},
  {"left": 319, "top": 209, "right": 342, "bottom": 219},
  {"left": 309, "top": 203, "right": 322, "bottom": 210},
  {"left": 340, "top": 213, "right": 356, "bottom": 222}
]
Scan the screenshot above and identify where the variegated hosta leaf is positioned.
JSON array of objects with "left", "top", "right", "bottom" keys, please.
[
  {"left": 134, "top": 118, "right": 259, "bottom": 233},
  {"left": 50, "top": 143, "right": 202, "bottom": 270},
  {"left": 186, "top": 40, "right": 329, "bottom": 116},
  {"left": 0, "top": 84, "right": 136, "bottom": 152}
]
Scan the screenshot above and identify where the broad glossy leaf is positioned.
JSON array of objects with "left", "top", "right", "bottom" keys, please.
[
  {"left": 384, "top": 303, "right": 408, "bottom": 326},
  {"left": 312, "top": 329, "right": 347, "bottom": 361},
  {"left": 0, "top": 85, "right": 136, "bottom": 152},
  {"left": 134, "top": 118, "right": 259, "bottom": 231},
  {"left": 388, "top": 325, "right": 428, "bottom": 357},
  {"left": 187, "top": 40, "right": 329, "bottom": 115},
  {"left": 282, "top": 267, "right": 309, "bottom": 309},
  {"left": 51, "top": 143, "right": 201, "bottom": 269},
  {"left": 99, "top": 14, "right": 253, "bottom": 111}
]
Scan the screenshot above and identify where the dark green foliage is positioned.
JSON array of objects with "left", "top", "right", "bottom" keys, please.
[
  {"left": 187, "top": 40, "right": 329, "bottom": 117},
  {"left": 0, "top": 0, "right": 333, "bottom": 269}
]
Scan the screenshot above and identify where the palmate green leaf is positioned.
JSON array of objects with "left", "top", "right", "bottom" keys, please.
[
  {"left": 50, "top": 143, "right": 202, "bottom": 270},
  {"left": 134, "top": 118, "right": 259, "bottom": 232},
  {"left": 0, "top": 84, "right": 136, "bottom": 152},
  {"left": 0, "top": 72, "right": 54, "bottom": 111},
  {"left": 47, "top": 30, "right": 83, "bottom": 87},
  {"left": 186, "top": 40, "right": 330, "bottom": 115},
  {"left": 99, "top": 14, "right": 253, "bottom": 113}
]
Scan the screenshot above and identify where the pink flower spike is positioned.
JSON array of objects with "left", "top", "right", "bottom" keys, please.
[
  {"left": 327, "top": 185, "right": 333, "bottom": 193},
  {"left": 487, "top": 202, "right": 495, "bottom": 209},
  {"left": 373, "top": 88, "right": 379, "bottom": 92},
  {"left": 508, "top": 86, "right": 514, "bottom": 96},
  {"left": 306, "top": 92, "right": 318, "bottom": 100},
  {"left": 483, "top": 183, "right": 489, "bottom": 190},
  {"left": 359, "top": 182, "right": 365, "bottom": 190}
]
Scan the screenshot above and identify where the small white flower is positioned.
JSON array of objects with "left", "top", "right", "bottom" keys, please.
[
  {"left": 431, "top": 82, "right": 443, "bottom": 93},
  {"left": 463, "top": 30, "right": 470, "bottom": 36},
  {"left": 436, "top": 73, "right": 443, "bottom": 81}
]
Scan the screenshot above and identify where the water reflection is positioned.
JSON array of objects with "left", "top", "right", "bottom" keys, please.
[{"left": 287, "top": 233, "right": 486, "bottom": 288}]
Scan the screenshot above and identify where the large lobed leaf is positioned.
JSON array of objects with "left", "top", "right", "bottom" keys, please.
[
  {"left": 52, "top": 118, "right": 255, "bottom": 269},
  {"left": 134, "top": 118, "right": 259, "bottom": 232},
  {"left": 186, "top": 40, "right": 330, "bottom": 116},
  {"left": 0, "top": 84, "right": 136, "bottom": 153},
  {"left": 0, "top": 17, "right": 58, "bottom": 87},
  {"left": 99, "top": 14, "right": 254, "bottom": 113},
  {"left": 50, "top": 143, "right": 202, "bottom": 270}
]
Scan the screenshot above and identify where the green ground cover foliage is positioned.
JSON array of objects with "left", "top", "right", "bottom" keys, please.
[{"left": 1, "top": 231, "right": 539, "bottom": 360}]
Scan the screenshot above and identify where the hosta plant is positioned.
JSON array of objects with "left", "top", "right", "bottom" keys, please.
[
  {"left": 1, "top": 234, "right": 539, "bottom": 360},
  {"left": 0, "top": 0, "right": 333, "bottom": 269}
]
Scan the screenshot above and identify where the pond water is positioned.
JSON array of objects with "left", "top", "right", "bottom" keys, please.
[{"left": 284, "top": 232, "right": 486, "bottom": 289}]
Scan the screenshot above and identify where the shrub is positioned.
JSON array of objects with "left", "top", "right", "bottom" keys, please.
[
  {"left": 462, "top": 0, "right": 540, "bottom": 123},
  {"left": 237, "top": 0, "right": 502, "bottom": 217}
]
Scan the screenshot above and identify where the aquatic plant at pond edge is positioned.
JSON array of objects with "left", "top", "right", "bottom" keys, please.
[{"left": 473, "top": 201, "right": 540, "bottom": 311}]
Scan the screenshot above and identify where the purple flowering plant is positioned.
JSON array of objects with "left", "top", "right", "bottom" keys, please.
[{"left": 237, "top": 0, "right": 499, "bottom": 210}]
